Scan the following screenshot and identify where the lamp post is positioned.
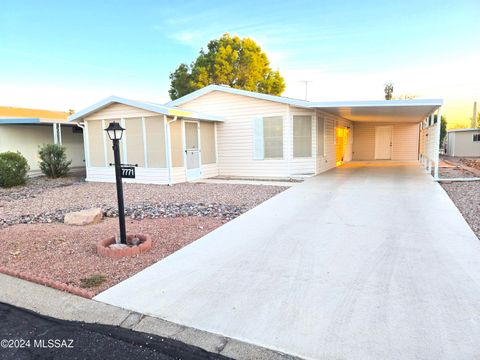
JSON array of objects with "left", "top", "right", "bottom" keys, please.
[{"left": 105, "top": 121, "right": 127, "bottom": 244}]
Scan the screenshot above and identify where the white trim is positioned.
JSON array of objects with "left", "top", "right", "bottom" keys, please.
[
  {"left": 83, "top": 121, "right": 90, "bottom": 167},
  {"left": 214, "top": 122, "right": 219, "bottom": 165},
  {"left": 53, "top": 123, "right": 58, "bottom": 144},
  {"left": 102, "top": 120, "right": 108, "bottom": 167},
  {"left": 121, "top": 117, "right": 127, "bottom": 163},
  {"left": 58, "top": 124, "right": 62, "bottom": 145},
  {"left": 141, "top": 116, "right": 148, "bottom": 168},
  {"left": 434, "top": 107, "right": 442, "bottom": 179},
  {"left": 164, "top": 115, "right": 173, "bottom": 185}
]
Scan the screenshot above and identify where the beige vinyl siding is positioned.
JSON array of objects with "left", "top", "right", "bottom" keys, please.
[
  {"left": 124, "top": 118, "right": 145, "bottom": 167},
  {"left": 200, "top": 121, "right": 216, "bottom": 164},
  {"left": 87, "top": 120, "right": 106, "bottom": 166},
  {"left": 144, "top": 116, "right": 166, "bottom": 167},
  {"left": 317, "top": 116, "right": 325, "bottom": 156},
  {"left": 353, "top": 122, "right": 419, "bottom": 161},
  {"left": 170, "top": 120, "right": 183, "bottom": 167},
  {"left": 178, "top": 90, "right": 289, "bottom": 177},
  {"left": 84, "top": 103, "right": 158, "bottom": 121}
]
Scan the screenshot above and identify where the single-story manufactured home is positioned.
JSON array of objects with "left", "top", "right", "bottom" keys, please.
[
  {"left": 0, "top": 106, "right": 85, "bottom": 175},
  {"left": 445, "top": 128, "right": 480, "bottom": 157},
  {"left": 69, "top": 85, "right": 443, "bottom": 184}
]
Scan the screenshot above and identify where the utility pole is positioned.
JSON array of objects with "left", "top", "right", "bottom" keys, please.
[
  {"left": 472, "top": 101, "right": 478, "bottom": 128},
  {"left": 300, "top": 80, "right": 312, "bottom": 101}
]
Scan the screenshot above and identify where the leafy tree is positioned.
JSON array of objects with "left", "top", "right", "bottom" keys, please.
[
  {"left": 169, "top": 33, "right": 286, "bottom": 100},
  {"left": 38, "top": 144, "right": 71, "bottom": 178},
  {"left": 440, "top": 115, "right": 447, "bottom": 147},
  {"left": 384, "top": 82, "right": 394, "bottom": 100}
]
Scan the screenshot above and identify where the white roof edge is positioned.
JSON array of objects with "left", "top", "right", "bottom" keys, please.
[
  {"left": 68, "top": 95, "right": 224, "bottom": 122},
  {"left": 167, "top": 84, "right": 443, "bottom": 109},
  {"left": 447, "top": 128, "right": 480, "bottom": 133},
  {"left": 166, "top": 84, "right": 311, "bottom": 108},
  {"left": 308, "top": 98, "right": 444, "bottom": 108}
]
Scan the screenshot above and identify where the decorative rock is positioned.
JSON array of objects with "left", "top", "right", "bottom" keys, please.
[{"left": 64, "top": 208, "right": 103, "bottom": 226}]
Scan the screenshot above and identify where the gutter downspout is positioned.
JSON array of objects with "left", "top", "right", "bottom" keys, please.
[{"left": 165, "top": 115, "right": 177, "bottom": 186}]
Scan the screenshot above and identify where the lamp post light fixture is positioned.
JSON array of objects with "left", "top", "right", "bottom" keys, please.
[{"left": 105, "top": 121, "right": 127, "bottom": 244}]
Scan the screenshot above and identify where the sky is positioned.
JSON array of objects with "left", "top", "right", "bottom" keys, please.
[{"left": 0, "top": 0, "right": 479, "bottom": 127}]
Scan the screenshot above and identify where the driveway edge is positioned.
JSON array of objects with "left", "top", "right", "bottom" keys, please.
[{"left": 0, "top": 273, "right": 300, "bottom": 360}]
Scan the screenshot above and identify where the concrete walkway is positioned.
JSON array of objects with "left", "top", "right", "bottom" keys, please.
[{"left": 96, "top": 163, "right": 480, "bottom": 360}]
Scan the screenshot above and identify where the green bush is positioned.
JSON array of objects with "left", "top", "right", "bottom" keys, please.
[
  {"left": 0, "top": 151, "right": 30, "bottom": 187},
  {"left": 38, "top": 144, "right": 72, "bottom": 178}
]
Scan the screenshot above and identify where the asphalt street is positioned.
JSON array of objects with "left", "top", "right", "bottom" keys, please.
[{"left": 0, "top": 302, "right": 231, "bottom": 360}]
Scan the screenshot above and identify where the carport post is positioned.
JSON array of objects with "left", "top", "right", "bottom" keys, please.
[{"left": 434, "top": 107, "right": 442, "bottom": 179}]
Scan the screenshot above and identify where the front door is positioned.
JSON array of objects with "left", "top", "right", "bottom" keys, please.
[
  {"left": 184, "top": 121, "right": 201, "bottom": 180},
  {"left": 375, "top": 126, "right": 392, "bottom": 160},
  {"left": 335, "top": 127, "right": 350, "bottom": 166}
]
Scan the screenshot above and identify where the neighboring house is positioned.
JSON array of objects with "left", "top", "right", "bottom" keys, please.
[
  {"left": 69, "top": 85, "right": 443, "bottom": 184},
  {"left": 0, "top": 106, "right": 85, "bottom": 175},
  {"left": 445, "top": 128, "right": 480, "bottom": 157}
]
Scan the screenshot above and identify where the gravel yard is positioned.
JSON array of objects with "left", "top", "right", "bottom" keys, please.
[
  {"left": 439, "top": 165, "right": 480, "bottom": 239},
  {"left": 0, "top": 179, "right": 288, "bottom": 227},
  {"left": 0, "top": 178, "right": 287, "bottom": 296}
]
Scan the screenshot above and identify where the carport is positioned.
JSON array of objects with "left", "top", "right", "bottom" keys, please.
[{"left": 309, "top": 99, "right": 443, "bottom": 177}]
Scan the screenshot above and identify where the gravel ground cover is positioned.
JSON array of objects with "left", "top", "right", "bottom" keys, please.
[
  {"left": 439, "top": 166, "right": 480, "bottom": 239},
  {"left": 0, "top": 217, "right": 224, "bottom": 295},
  {"left": 0, "top": 180, "right": 288, "bottom": 227},
  {"left": 0, "top": 178, "right": 287, "bottom": 295}
]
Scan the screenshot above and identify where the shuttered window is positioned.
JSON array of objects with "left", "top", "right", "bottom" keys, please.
[
  {"left": 293, "top": 115, "right": 312, "bottom": 157},
  {"left": 317, "top": 116, "right": 325, "bottom": 156},
  {"left": 253, "top": 116, "right": 283, "bottom": 159},
  {"left": 263, "top": 116, "right": 283, "bottom": 158}
]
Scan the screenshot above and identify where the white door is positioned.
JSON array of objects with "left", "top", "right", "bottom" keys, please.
[
  {"left": 184, "top": 122, "right": 201, "bottom": 180},
  {"left": 375, "top": 126, "right": 392, "bottom": 160}
]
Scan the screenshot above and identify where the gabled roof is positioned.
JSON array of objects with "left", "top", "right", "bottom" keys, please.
[
  {"left": 166, "top": 85, "right": 312, "bottom": 108},
  {"left": 166, "top": 85, "right": 443, "bottom": 123},
  {"left": 68, "top": 95, "right": 224, "bottom": 122}
]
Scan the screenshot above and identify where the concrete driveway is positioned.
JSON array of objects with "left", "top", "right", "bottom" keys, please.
[{"left": 95, "top": 162, "right": 480, "bottom": 360}]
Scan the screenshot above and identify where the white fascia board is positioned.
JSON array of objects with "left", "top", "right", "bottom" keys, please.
[
  {"left": 307, "top": 99, "right": 444, "bottom": 108},
  {"left": 68, "top": 95, "right": 224, "bottom": 123}
]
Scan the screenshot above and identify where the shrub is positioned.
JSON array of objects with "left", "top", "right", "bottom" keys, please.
[
  {"left": 38, "top": 144, "right": 72, "bottom": 178},
  {"left": 0, "top": 151, "right": 29, "bottom": 187},
  {"left": 80, "top": 274, "right": 107, "bottom": 288}
]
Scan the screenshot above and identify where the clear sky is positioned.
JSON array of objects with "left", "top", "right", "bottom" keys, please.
[{"left": 0, "top": 0, "right": 479, "bottom": 126}]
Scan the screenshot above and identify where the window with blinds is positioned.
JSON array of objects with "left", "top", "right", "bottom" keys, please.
[
  {"left": 263, "top": 116, "right": 283, "bottom": 158},
  {"left": 293, "top": 115, "right": 312, "bottom": 157}
]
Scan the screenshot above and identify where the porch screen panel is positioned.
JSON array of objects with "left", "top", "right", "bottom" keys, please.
[
  {"left": 145, "top": 116, "right": 166, "bottom": 168},
  {"left": 125, "top": 118, "right": 144, "bottom": 167},
  {"left": 263, "top": 116, "right": 283, "bottom": 159},
  {"left": 87, "top": 120, "right": 105, "bottom": 167},
  {"left": 317, "top": 116, "right": 325, "bottom": 156},
  {"left": 200, "top": 121, "right": 216, "bottom": 164},
  {"left": 293, "top": 115, "right": 312, "bottom": 157}
]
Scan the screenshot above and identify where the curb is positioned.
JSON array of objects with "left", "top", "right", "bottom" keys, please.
[
  {"left": 0, "top": 266, "right": 94, "bottom": 298},
  {"left": 0, "top": 273, "right": 302, "bottom": 360}
]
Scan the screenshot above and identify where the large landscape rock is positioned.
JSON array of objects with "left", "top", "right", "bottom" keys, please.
[{"left": 64, "top": 208, "right": 103, "bottom": 226}]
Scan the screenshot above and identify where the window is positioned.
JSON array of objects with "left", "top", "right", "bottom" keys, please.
[
  {"left": 293, "top": 115, "right": 312, "bottom": 157},
  {"left": 317, "top": 117, "right": 325, "bottom": 156},
  {"left": 263, "top": 116, "right": 283, "bottom": 158},
  {"left": 473, "top": 134, "right": 480, "bottom": 142}
]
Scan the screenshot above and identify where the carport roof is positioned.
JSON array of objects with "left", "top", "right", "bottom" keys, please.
[
  {"left": 310, "top": 99, "right": 443, "bottom": 123},
  {"left": 167, "top": 85, "right": 442, "bottom": 123}
]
